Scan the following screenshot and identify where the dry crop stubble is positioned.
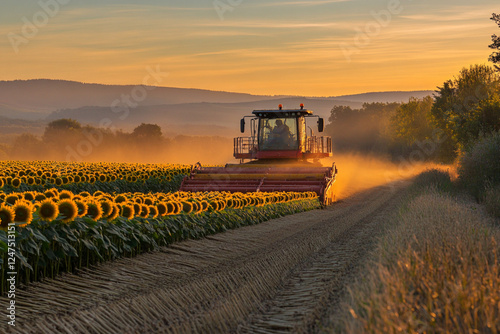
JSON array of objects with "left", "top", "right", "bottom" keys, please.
[{"left": 333, "top": 189, "right": 500, "bottom": 334}]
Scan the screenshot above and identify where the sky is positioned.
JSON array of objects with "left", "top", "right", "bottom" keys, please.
[{"left": 0, "top": 0, "right": 498, "bottom": 96}]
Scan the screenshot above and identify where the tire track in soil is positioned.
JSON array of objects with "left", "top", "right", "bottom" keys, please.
[
  {"left": 2, "top": 181, "right": 409, "bottom": 334},
  {"left": 239, "top": 184, "right": 404, "bottom": 333}
]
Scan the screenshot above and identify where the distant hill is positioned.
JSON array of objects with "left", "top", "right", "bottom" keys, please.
[
  {"left": 0, "top": 79, "right": 433, "bottom": 137},
  {"left": 0, "top": 79, "right": 283, "bottom": 120},
  {"left": 333, "top": 91, "right": 434, "bottom": 103}
]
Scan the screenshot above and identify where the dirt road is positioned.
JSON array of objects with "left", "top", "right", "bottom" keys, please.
[{"left": 5, "top": 180, "right": 409, "bottom": 334}]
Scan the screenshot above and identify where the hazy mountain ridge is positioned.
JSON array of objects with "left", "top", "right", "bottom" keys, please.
[
  {"left": 0, "top": 79, "right": 434, "bottom": 137},
  {"left": 333, "top": 90, "right": 435, "bottom": 103},
  {"left": 0, "top": 79, "right": 283, "bottom": 119}
]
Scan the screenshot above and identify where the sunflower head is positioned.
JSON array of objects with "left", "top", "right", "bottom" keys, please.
[
  {"left": 58, "top": 190, "right": 74, "bottom": 200},
  {"left": 79, "top": 191, "right": 91, "bottom": 198},
  {"left": 58, "top": 199, "right": 78, "bottom": 223},
  {"left": 143, "top": 197, "right": 154, "bottom": 206},
  {"left": 148, "top": 205, "right": 158, "bottom": 219},
  {"left": 74, "top": 200, "right": 88, "bottom": 217},
  {"left": 114, "top": 194, "right": 127, "bottom": 204},
  {"left": 11, "top": 178, "right": 21, "bottom": 188},
  {"left": 156, "top": 202, "right": 167, "bottom": 216},
  {"left": 0, "top": 204, "right": 14, "bottom": 230},
  {"left": 13, "top": 200, "right": 33, "bottom": 226},
  {"left": 181, "top": 201, "right": 193, "bottom": 214},
  {"left": 93, "top": 191, "right": 105, "bottom": 198},
  {"left": 44, "top": 189, "right": 58, "bottom": 199},
  {"left": 165, "top": 202, "right": 176, "bottom": 215},
  {"left": 107, "top": 204, "right": 120, "bottom": 222},
  {"left": 38, "top": 199, "right": 59, "bottom": 222},
  {"left": 139, "top": 205, "right": 149, "bottom": 218},
  {"left": 174, "top": 202, "right": 182, "bottom": 215},
  {"left": 120, "top": 204, "right": 134, "bottom": 220},
  {"left": 5, "top": 194, "right": 21, "bottom": 206},
  {"left": 85, "top": 201, "right": 103, "bottom": 221},
  {"left": 200, "top": 200, "right": 209, "bottom": 211},
  {"left": 99, "top": 199, "right": 113, "bottom": 218},
  {"left": 34, "top": 193, "right": 47, "bottom": 202},
  {"left": 23, "top": 192, "right": 35, "bottom": 202},
  {"left": 209, "top": 201, "right": 219, "bottom": 211},
  {"left": 133, "top": 203, "right": 141, "bottom": 215}
]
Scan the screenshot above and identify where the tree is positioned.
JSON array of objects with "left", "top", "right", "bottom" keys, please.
[
  {"left": 44, "top": 119, "right": 81, "bottom": 133},
  {"left": 390, "top": 96, "right": 434, "bottom": 145},
  {"left": 328, "top": 105, "right": 354, "bottom": 124},
  {"left": 10, "top": 133, "right": 44, "bottom": 160},
  {"left": 43, "top": 118, "right": 82, "bottom": 144},
  {"left": 130, "top": 123, "right": 164, "bottom": 161},
  {"left": 490, "top": 13, "right": 500, "bottom": 71},
  {"left": 325, "top": 102, "right": 400, "bottom": 153},
  {"left": 132, "top": 123, "right": 162, "bottom": 139},
  {"left": 431, "top": 64, "right": 500, "bottom": 150}
]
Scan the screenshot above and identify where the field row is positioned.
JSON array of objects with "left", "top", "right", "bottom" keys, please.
[
  {"left": 0, "top": 188, "right": 320, "bottom": 295},
  {"left": 0, "top": 189, "right": 317, "bottom": 227},
  {"left": 0, "top": 161, "right": 192, "bottom": 193}
]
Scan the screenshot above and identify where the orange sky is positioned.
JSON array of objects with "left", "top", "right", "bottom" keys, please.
[{"left": 0, "top": 1, "right": 497, "bottom": 96}]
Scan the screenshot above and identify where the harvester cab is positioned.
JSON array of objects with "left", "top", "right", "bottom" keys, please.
[
  {"left": 180, "top": 104, "right": 338, "bottom": 206},
  {"left": 236, "top": 103, "right": 332, "bottom": 163}
]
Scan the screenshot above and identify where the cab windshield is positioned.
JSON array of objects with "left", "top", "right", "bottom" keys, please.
[{"left": 259, "top": 118, "right": 298, "bottom": 150}]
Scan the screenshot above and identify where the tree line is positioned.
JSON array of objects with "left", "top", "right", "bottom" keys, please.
[
  {"left": 325, "top": 13, "right": 500, "bottom": 163},
  {"left": 2, "top": 119, "right": 231, "bottom": 164}
]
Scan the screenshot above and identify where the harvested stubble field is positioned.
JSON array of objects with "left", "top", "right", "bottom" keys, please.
[{"left": 0, "top": 180, "right": 410, "bottom": 333}]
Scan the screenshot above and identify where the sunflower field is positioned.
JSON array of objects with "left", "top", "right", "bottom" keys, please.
[
  {"left": 0, "top": 185, "right": 320, "bottom": 295},
  {"left": 0, "top": 161, "right": 191, "bottom": 194}
]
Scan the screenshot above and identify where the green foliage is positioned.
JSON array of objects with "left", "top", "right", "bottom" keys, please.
[
  {"left": 0, "top": 199, "right": 320, "bottom": 295},
  {"left": 458, "top": 131, "right": 500, "bottom": 200},
  {"left": 411, "top": 169, "right": 453, "bottom": 194},
  {"left": 431, "top": 64, "right": 500, "bottom": 150},
  {"left": 132, "top": 123, "right": 162, "bottom": 138},
  {"left": 325, "top": 102, "right": 400, "bottom": 154},
  {"left": 390, "top": 96, "right": 434, "bottom": 145},
  {"left": 45, "top": 119, "right": 82, "bottom": 132},
  {"left": 489, "top": 13, "right": 500, "bottom": 71},
  {"left": 386, "top": 96, "right": 456, "bottom": 161},
  {"left": 43, "top": 119, "right": 82, "bottom": 141}
]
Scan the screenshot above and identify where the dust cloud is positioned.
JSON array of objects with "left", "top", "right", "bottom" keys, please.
[{"left": 324, "top": 152, "right": 451, "bottom": 200}]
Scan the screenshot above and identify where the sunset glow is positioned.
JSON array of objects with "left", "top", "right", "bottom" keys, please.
[{"left": 0, "top": 0, "right": 497, "bottom": 95}]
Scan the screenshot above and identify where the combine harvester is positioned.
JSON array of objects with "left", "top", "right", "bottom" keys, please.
[{"left": 180, "top": 104, "right": 338, "bottom": 205}]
